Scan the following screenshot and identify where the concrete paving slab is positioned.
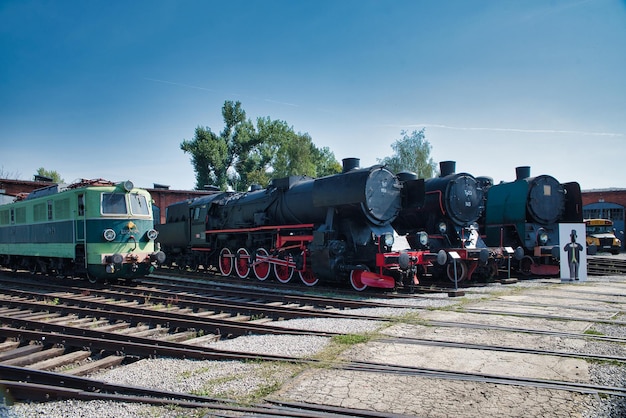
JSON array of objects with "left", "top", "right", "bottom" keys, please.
[
  {"left": 417, "top": 310, "right": 593, "bottom": 333},
  {"left": 277, "top": 369, "right": 591, "bottom": 417},
  {"left": 382, "top": 323, "right": 590, "bottom": 353},
  {"left": 464, "top": 301, "right": 619, "bottom": 320},
  {"left": 495, "top": 294, "right": 626, "bottom": 312},
  {"left": 339, "top": 339, "right": 589, "bottom": 382}
]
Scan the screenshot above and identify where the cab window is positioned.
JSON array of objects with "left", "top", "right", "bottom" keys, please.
[
  {"left": 129, "top": 193, "right": 150, "bottom": 216},
  {"left": 78, "top": 194, "right": 85, "bottom": 216},
  {"left": 101, "top": 193, "right": 128, "bottom": 215}
]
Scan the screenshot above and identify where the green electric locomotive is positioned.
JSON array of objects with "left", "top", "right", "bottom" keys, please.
[{"left": 0, "top": 179, "right": 165, "bottom": 282}]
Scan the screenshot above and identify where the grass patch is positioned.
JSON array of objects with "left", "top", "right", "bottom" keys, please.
[
  {"left": 189, "top": 361, "right": 304, "bottom": 405},
  {"left": 332, "top": 333, "right": 370, "bottom": 345}
]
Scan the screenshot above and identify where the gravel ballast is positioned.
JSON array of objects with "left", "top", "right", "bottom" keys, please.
[{"left": 2, "top": 276, "right": 625, "bottom": 417}]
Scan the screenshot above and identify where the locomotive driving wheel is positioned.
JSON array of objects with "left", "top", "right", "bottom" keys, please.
[
  {"left": 235, "top": 248, "right": 251, "bottom": 279},
  {"left": 218, "top": 248, "right": 233, "bottom": 276},
  {"left": 446, "top": 260, "right": 467, "bottom": 282},
  {"left": 299, "top": 264, "right": 319, "bottom": 286},
  {"left": 274, "top": 255, "right": 294, "bottom": 283},
  {"left": 350, "top": 269, "right": 369, "bottom": 292},
  {"left": 252, "top": 248, "right": 271, "bottom": 281},
  {"left": 86, "top": 272, "right": 100, "bottom": 284}
]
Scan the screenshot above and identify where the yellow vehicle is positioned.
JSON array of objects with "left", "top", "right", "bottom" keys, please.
[{"left": 585, "top": 219, "right": 622, "bottom": 255}]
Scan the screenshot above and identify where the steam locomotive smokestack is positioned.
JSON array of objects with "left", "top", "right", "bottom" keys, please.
[
  {"left": 515, "top": 166, "right": 531, "bottom": 180},
  {"left": 342, "top": 158, "right": 360, "bottom": 173},
  {"left": 439, "top": 161, "right": 456, "bottom": 177}
]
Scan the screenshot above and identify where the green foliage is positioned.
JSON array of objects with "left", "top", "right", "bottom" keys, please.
[
  {"left": 181, "top": 100, "right": 341, "bottom": 191},
  {"left": 378, "top": 129, "right": 437, "bottom": 178},
  {"left": 332, "top": 334, "right": 371, "bottom": 345},
  {"left": 35, "top": 167, "right": 64, "bottom": 183}
]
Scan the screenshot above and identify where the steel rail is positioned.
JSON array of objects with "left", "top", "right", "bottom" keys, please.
[
  {"left": 339, "top": 361, "right": 626, "bottom": 397},
  {"left": 0, "top": 365, "right": 401, "bottom": 417},
  {"left": 144, "top": 272, "right": 420, "bottom": 308},
  {"left": 2, "top": 269, "right": 397, "bottom": 310},
  {"left": 0, "top": 293, "right": 335, "bottom": 338},
  {"left": 378, "top": 337, "right": 626, "bottom": 364},
  {"left": 457, "top": 307, "right": 626, "bottom": 326},
  {"left": 422, "top": 319, "right": 626, "bottom": 343},
  {"left": 0, "top": 284, "right": 388, "bottom": 323},
  {"left": 0, "top": 323, "right": 321, "bottom": 362}
]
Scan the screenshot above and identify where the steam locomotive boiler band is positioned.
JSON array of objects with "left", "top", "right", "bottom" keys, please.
[{"left": 0, "top": 157, "right": 585, "bottom": 291}]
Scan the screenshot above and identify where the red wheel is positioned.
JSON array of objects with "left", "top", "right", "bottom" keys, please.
[
  {"left": 446, "top": 261, "right": 467, "bottom": 282},
  {"left": 350, "top": 269, "right": 368, "bottom": 292},
  {"left": 299, "top": 267, "right": 319, "bottom": 287},
  {"left": 273, "top": 256, "right": 294, "bottom": 283},
  {"left": 219, "top": 248, "right": 233, "bottom": 276},
  {"left": 253, "top": 248, "right": 271, "bottom": 281},
  {"left": 235, "top": 248, "right": 251, "bottom": 279}
]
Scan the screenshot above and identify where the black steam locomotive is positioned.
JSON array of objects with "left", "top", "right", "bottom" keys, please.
[
  {"left": 156, "top": 159, "right": 430, "bottom": 291},
  {"left": 392, "top": 161, "right": 504, "bottom": 282},
  {"left": 481, "top": 166, "right": 583, "bottom": 276}
]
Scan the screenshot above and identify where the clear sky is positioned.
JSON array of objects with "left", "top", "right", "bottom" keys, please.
[{"left": 1, "top": 0, "right": 625, "bottom": 191}]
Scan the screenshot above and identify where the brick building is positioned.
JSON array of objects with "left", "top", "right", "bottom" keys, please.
[
  {"left": 582, "top": 188, "right": 626, "bottom": 250},
  {"left": 146, "top": 186, "right": 215, "bottom": 224}
]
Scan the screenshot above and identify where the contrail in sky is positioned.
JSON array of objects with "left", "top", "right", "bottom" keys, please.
[
  {"left": 404, "top": 123, "right": 624, "bottom": 137},
  {"left": 144, "top": 78, "right": 217, "bottom": 92},
  {"left": 145, "top": 77, "right": 299, "bottom": 108}
]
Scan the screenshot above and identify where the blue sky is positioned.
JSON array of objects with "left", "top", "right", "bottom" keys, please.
[{"left": 1, "top": 0, "right": 625, "bottom": 191}]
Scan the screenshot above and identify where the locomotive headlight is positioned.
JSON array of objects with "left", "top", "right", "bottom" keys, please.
[
  {"left": 383, "top": 233, "right": 394, "bottom": 247},
  {"left": 438, "top": 221, "right": 447, "bottom": 234},
  {"left": 418, "top": 231, "right": 429, "bottom": 246},
  {"left": 103, "top": 229, "right": 116, "bottom": 241},
  {"left": 122, "top": 180, "right": 134, "bottom": 192},
  {"left": 537, "top": 228, "right": 548, "bottom": 245},
  {"left": 146, "top": 228, "right": 159, "bottom": 241}
]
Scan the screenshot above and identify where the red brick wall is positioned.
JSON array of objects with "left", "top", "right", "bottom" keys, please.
[
  {"left": 147, "top": 189, "right": 216, "bottom": 224},
  {"left": 0, "top": 179, "right": 54, "bottom": 196},
  {"left": 582, "top": 189, "right": 626, "bottom": 208}
]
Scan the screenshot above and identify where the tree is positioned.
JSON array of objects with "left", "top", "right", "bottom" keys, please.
[
  {"left": 0, "top": 166, "right": 21, "bottom": 179},
  {"left": 378, "top": 129, "right": 437, "bottom": 178},
  {"left": 181, "top": 101, "right": 341, "bottom": 191},
  {"left": 181, "top": 101, "right": 251, "bottom": 190},
  {"left": 35, "top": 167, "right": 64, "bottom": 183}
]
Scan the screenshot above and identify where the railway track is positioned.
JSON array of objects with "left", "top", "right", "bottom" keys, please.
[
  {"left": 1, "top": 364, "right": 399, "bottom": 417},
  {"left": 0, "top": 271, "right": 415, "bottom": 415},
  {"left": 587, "top": 255, "right": 626, "bottom": 275},
  {"left": 1, "top": 269, "right": 625, "bottom": 416}
]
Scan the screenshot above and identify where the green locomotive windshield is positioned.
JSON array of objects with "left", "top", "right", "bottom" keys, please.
[
  {"left": 101, "top": 192, "right": 150, "bottom": 216},
  {"left": 102, "top": 193, "right": 128, "bottom": 214},
  {"left": 129, "top": 193, "right": 150, "bottom": 216}
]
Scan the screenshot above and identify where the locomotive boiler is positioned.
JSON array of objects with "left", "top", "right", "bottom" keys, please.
[
  {"left": 392, "top": 161, "right": 499, "bottom": 282},
  {"left": 156, "top": 159, "right": 429, "bottom": 291},
  {"left": 481, "top": 166, "right": 583, "bottom": 276}
]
